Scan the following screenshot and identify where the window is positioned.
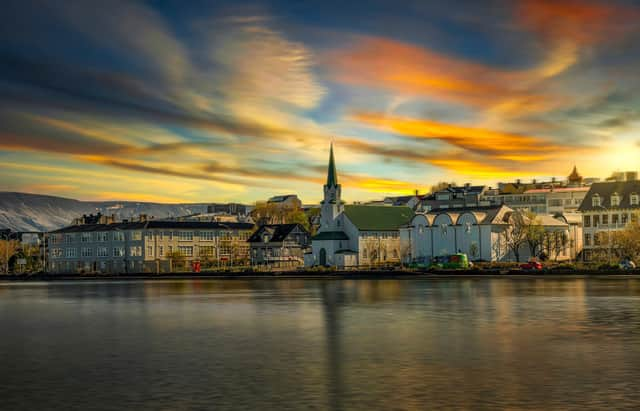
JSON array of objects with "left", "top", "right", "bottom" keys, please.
[
  {"left": 612, "top": 214, "right": 619, "bottom": 225},
  {"left": 602, "top": 214, "right": 609, "bottom": 225},
  {"left": 178, "top": 246, "right": 193, "bottom": 256},
  {"left": 583, "top": 215, "right": 590, "bottom": 227},
  {"left": 81, "top": 247, "right": 93, "bottom": 257},
  {"left": 81, "top": 232, "right": 92, "bottom": 242},
  {"left": 584, "top": 233, "right": 591, "bottom": 246},
  {"left": 129, "top": 246, "right": 142, "bottom": 257},
  {"left": 631, "top": 193, "right": 639, "bottom": 206},
  {"left": 113, "top": 247, "right": 125, "bottom": 257},
  {"left": 96, "top": 232, "right": 108, "bottom": 242},
  {"left": 549, "top": 199, "right": 563, "bottom": 207},
  {"left": 147, "top": 246, "right": 153, "bottom": 257},
  {"left": 158, "top": 232, "right": 163, "bottom": 240},
  {"left": 593, "top": 215, "right": 600, "bottom": 227},
  {"left": 632, "top": 213, "right": 638, "bottom": 223},
  {"left": 178, "top": 231, "right": 193, "bottom": 241},
  {"left": 65, "top": 248, "right": 77, "bottom": 258},
  {"left": 418, "top": 224, "right": 424, "bottom": 234},
  {"left": 200, "top": 231, "right": 215, "bottom": 241},
  {"left": 131, "top": 231, "right": 142, "bottom": 241},
  {"left": 64, "top": 234, "right": 75, "bottom": 244},
  {"left": 594, "top": 233, "right": 601, "bottom": 246},
  {"left": 611, "top": 193, "right": 620, "bottom": 207},
  {"left": 113, "top": 232, "right": 125, "bottom": 242},
  {"left": 200, "top": 246, "right": 215, "bottom": 256},
  {"left": 165, "top": 231, "right": 172, "bottom": 240},
  {"left": 592, "top": 194, "right": 601, "bottom": 207},
  {"left": 97, "top": 247, "right": 108, "bottom": 257},
  {"left": 50, "top": 235, "right": 59, "bottom": 244},
  {"left": 159, "top": 246, "right": 164, "bottom": 256},
  {"left": 622, "top": 213, "right": 628, "bottom": 224}
]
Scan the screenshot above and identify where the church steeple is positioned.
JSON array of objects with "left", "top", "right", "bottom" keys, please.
[{"left": 326, "top": 142, "right": 338, "bottom": 187}]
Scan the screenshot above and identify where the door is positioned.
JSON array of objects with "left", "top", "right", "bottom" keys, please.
[{"left": 319, "top": 248, "right": 327, "bottom": 266}]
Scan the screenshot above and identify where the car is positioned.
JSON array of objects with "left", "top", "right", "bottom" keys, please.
[
  {"left": 429, "top": 253, "right": 471, "bottom": 269},
  {"left": 520, "top": 260, "right": 543, "bottom": 270}
]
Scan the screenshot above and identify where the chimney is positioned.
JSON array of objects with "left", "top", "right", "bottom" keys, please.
[{"left": 415, "top": 189, "right": 419, "bottom": 196}]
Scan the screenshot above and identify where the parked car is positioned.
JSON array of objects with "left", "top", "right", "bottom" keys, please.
[
  {"left": 429, "top": 253, "right": 470, "bottom": 269},
  {"left": 520, "top": 260, "right": 543, "bottom": 271},
  {"left": 619, "top": 258, "right": 636, "bottom": 270}
]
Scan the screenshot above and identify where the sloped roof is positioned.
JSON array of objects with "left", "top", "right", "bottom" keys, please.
[
  {"left": 344, "top": 205, "right": 413, "bottom": 231},
  {"left": 578, "top": 181, "right": 640, "bottom": 212},
  {"left": 247, "top": 223, "right": 307, "bottom": 243},
  {"left": 50, "top": 221, "right": 255, "bottom": 233}
]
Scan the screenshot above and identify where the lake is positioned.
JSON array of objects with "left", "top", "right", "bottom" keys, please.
[{"left": 1, "top": 277, "right": 640, "bottom": 410}]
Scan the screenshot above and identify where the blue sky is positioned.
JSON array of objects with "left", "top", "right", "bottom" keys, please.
[{"left": 1, "top": 0, "right": 640, "bottom": 203}]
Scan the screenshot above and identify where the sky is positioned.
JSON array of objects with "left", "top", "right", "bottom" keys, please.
[{"left": 1, "top": 0, "right": 640, "bottom": 204}]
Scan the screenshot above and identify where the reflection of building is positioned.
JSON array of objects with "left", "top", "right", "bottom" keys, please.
[
  {"left": 48, "top": 219, "right": 254, "bottom": 273},
  {"left": 578, "top": 180, "right": 640, "bottom": 261},
  {"left": 402, "top": 205, "right": 578, "bottom": 263},
  {"left": 248, "top": 223, "right": 310, "bottom": 267},
  {"left": 306, "top": 144, "right": 413, "bottom": 268}
]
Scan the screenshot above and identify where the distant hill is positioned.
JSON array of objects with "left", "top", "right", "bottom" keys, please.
[{"left": 0, "top": 192, "right": 210, "bottom": 232}]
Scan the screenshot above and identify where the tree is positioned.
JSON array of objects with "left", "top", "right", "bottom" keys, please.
[
  {"left": 500, "top": 210, "right": 528, "bottom": 262},
  {"left": 610, "top": 220, "right": 640, "bottom": 262},
  {"left": 362, "top": 236, "right": 380, "bottom": 267},
  {"left": 430, "top": 181, "right": 457, "bottom": 193},
  {"left": 0, "top": 239, "right": 20, "bottom": 274},
  {"left": 523, "top": 211, "right": 545, "bottom": 259}
]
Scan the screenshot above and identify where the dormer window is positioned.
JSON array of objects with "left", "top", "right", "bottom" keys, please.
[
  {"left": 611, "top": 192, "right": 620, "bottom": 207},
  {"left": 263, "top": 234, "right": 270, "bottom": 243},
  {"left": 631, "top": 193, "right": 639, "bottom": 206},
  {"left": 592, "top": 194, "right": 601, "bottom": 208}
]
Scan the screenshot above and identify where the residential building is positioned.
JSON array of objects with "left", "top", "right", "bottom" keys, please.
[
  {"left": 305, "top": 144, "right": 414, "bottom": 268},
  {"left": 401, "top": 205, "right": 578, "bottom": 263},
  {"left": 47, "top": 220, "right": 254, "bottom": 274},
  {"left": 364, "top": 193, "right": 423, "bottom": 210},
  {"left": 247, "top": 224, "right": 310, "bottom": 267},
  {"left": 606, "top": 171, "right": 638, "bottom": 182},
  {"left": 419, "top": 184, "right": 489, "bottom": 211},
  {"left": 207, "top": 203, "right": 252, "bottom": 216},
  {"left": 578, "top": 180, "right": 640, "bottom": 261}
]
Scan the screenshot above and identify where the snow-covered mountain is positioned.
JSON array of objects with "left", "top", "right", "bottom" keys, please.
[{"left": 0, "top": 192, "right": 210, "bottom": 232}]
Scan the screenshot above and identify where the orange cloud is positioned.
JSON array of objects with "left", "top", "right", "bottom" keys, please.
[
  {"left": 352, "top": 112, "right": 571, "bottom": 157},
  {"left": 517, "top": 0, "right": 639, "bottom": 46}
]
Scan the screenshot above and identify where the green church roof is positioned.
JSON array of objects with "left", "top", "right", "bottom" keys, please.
[
  {"left": 326, "top": 143, "right": 338, "bottom": 187},
  {"left": 344, "top": 205, "right": 414, "bottom": 231}
]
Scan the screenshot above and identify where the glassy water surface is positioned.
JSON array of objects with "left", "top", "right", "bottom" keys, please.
[{"left": 1, "top": 278, "right": 640, "bottom": 410}]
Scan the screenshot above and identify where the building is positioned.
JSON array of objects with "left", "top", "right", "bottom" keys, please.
[
  {"left": 402, "top": 205, "right": 578, "bottom": 263},
  {"left": 420, "top": 184, "right": 489, "bottom": 211},
  {"left": 207, "top": 203, "right": 252, "bottom": 216},
  {"left": 306, "top": 144, "right": 414, "bottom": 268},
  {"left": 247, "top": 224, "right": 310, "bottom": 267},
  {"left": 578, "top": 180, "right": 640, "bottom": 261},
  {"left": 606, "top": 171, "right": 638, "bottom": 182},
  {"left": 48, "top": 219, "right": 254, "bottom": 274},
  {"left": 521, "top": 186, "right": 589, "bottom": 215}
]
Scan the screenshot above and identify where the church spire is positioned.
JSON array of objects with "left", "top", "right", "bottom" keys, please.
[{"left": 326, "top": 142, "right": 338, "bottom": 187}]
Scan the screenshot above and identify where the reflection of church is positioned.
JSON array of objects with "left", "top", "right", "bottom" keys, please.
[{"left": 305, "top": 145, "right": 413, "bottom": 268}]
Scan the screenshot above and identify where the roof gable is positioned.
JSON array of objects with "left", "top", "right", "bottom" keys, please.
[{"left": 578, "top": 181, "right": 640, "bottom": 211}]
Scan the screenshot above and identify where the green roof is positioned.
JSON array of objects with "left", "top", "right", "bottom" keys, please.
[
  {"left": 326, "top": 143, "right": 338, "bottom": 187},
  {"left": 312, "top": 231, "right": 349, "bottom": 240},
  {"left": 344, "top": 205, "right": 413, "bottom": 231}
]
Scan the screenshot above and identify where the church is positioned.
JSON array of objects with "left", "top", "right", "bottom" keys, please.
[{"left": 305, "top": 145, "right": 414, "bottom": 268}]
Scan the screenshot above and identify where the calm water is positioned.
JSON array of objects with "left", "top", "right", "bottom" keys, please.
[{"left": 1, "top": 278, "right": 640, "bottom": 410}]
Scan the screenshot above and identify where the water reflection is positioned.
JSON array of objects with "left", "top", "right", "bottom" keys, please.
[{"left": 1, "top": 278, "right": 640, "bottom": 410}]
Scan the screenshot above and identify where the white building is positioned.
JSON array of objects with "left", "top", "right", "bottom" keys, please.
[
  {"left": 401, "top": 205, "right": 578, "bottom": 263},
  {"left": 306, "top": 144, "right": 413, "bottom": 268}
]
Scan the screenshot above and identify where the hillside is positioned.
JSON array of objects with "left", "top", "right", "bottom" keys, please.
[{"left": 0, "top": 192, "right": 210, "bottom": 232}]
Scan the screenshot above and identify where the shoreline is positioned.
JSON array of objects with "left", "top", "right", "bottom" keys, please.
[{"left": 1, "top": 269, "right": 639, "bottom": 281}]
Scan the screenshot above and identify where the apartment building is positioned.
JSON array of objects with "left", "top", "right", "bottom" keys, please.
[
  {"left": 578, "top": 180, "right": 640, "bottom": 261},
  {"left": 247, "top": 223, "right": 310, "bottom": 267},
  {"left": 48, "top": 220, "right": 254, "bottom": 274}
]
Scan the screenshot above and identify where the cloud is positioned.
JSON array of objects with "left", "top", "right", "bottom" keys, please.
[{"left": 352, "top": 112, "right": 581, "bottom": 159}]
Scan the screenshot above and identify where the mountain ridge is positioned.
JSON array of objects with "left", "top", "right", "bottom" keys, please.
[{"left": 0, "top": 192, "right": 215, "bottom": 232}]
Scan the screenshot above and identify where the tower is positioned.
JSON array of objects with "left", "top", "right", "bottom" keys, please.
[{"left": 321, "top": 143, "right": 343, "bottom": 228}]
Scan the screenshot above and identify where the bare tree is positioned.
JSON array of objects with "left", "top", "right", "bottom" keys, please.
[
  {"left": 524, "top": 211, "right": 545, "bottom": 259},
  {"left": 501, "top": 210, "right": 528, "bottom": 262}
]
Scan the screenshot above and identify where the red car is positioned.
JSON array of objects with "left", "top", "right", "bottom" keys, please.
[{"left": 520, "top": 261, "right": 543, "bottom": 270}]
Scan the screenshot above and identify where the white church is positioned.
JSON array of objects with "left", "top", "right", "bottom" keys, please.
[{"left": 305, "top": 144, "right": 414, "bottom": 268}]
